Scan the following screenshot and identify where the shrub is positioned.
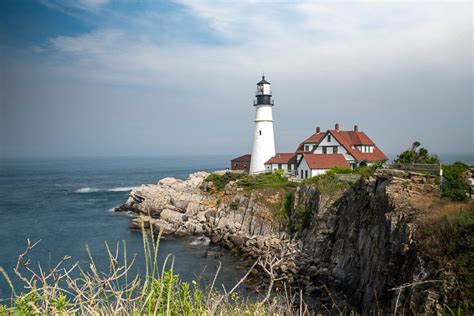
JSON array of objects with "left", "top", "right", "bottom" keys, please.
[
  {"left": 442, "top": 189, "right": 468, "bottom": 202},
  {"left": 273, "top": 192, "right": 293, "bottom": 221},
  {"left": 303, "top": 172, "right": 350, "bottom": 196},
  {"left": 206, "top": 172, "right": 245, "bottom": 191},
  {"left": 230, "top": 201, "right": 239, "bottom": 210},
  {"left": 442, "top": 162, "right": 470, "bottom": 201}
]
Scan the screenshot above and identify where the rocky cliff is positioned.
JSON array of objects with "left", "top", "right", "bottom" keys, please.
[
  {"left": 296, "top": 169, "right": 458, "bottom": 313},
  {"left": 116, "top": 169, "right": 468, "bottom": 314}
]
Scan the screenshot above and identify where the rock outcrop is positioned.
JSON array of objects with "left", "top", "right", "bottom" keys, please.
[
  {"left": 117, "top": 168, "right": 465, "bottom": 314},
  {"left": 297, "top": 169, "right": 451, "bottom": 313},
  {"left": 117, "top": 171, "right": 299, "bottom": 285}
]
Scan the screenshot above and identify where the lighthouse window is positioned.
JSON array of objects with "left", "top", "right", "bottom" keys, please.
[{"left": 259, "top": 130, "right": 262, "bottom": 136}]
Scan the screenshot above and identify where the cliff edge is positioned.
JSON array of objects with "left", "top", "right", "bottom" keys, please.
[{"left": 116, "top": 169, "right": 473, "bottom": 313}]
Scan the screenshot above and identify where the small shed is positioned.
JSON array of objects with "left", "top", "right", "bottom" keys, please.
[{"left": 230, "top": 154, "right": 251, "bottom": 173}]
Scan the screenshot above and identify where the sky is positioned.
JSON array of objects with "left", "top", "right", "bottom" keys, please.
[{"left": 0, "top": 0, "right": 472, "bottom": 159}]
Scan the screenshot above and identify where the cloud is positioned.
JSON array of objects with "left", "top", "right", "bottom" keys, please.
[
  {"left": 41, "top": 1, "right": 471, "bottom": 89},
  {"left": 4, "top": 1, "right": 472, "bottom": 157}
]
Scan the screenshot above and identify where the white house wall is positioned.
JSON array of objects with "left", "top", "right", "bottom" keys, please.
[
  {"left": 297, "top": 158, "right": 331, "bottom": 179},
  {"left": 298, "top": 158, "right": 311, "bottom": 179},
  {"left": 314, "top": 133, "right": 356, "bottom": 163}
]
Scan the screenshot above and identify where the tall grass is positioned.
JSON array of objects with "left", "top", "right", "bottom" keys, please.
[{"left": 0, "top": 219, "right": 310, "bottom": 315}]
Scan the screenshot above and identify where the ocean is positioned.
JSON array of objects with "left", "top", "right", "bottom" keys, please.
[{"left": 0, "top": 156, "right": 247, "bottom": 301}]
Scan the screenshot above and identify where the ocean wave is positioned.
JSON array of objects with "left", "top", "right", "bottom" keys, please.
[
  {"left": 107, "top": 187, "right": 138, "bottom": 192},
  {"left": 75, "top": 186, "right": 137, "bottom": 193},
  {"left": 75, "top": 187, "right": 101, "bottom": 193},
  {"left": 190, "top": 236, "right": 210, "bottom": 246}
]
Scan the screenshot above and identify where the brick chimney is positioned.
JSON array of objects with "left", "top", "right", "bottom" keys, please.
[
  {"left": 354, "top": 125, "right": 358, "bottom": 132},
  {"left": 335, "top": 123, "right": 340, "bottom": 131},
  {"left": 316, "top": 126, "right": 320, "bottom": 133}
]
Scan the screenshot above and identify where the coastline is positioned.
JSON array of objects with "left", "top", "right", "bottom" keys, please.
[{"left": 115, "top": 168, "right": 470, "bottom": 313}]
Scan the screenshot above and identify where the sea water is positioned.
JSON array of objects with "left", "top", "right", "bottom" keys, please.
[{"left": 0, "top": 156, "right": 246, "bottom": 301}]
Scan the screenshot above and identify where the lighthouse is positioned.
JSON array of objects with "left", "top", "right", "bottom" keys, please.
[{"left": 249, "top": 76, "right": 276, "bottom": 174}]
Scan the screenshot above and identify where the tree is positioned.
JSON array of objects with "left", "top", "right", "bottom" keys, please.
[{"left": 394, "top": 141, "right": 440, "bottom": 164}]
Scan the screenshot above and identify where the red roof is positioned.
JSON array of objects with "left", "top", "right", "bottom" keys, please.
[
  {"left": 302, "top": 132, "right": 325, "bottom": 144},
  {"left": 303, "top": 154, "right": 350, "bottom": 169},
  {"left": 265, "top": 153, "right": 296, "bottom": 164},
  {"left": 328, "top": 130, "right": 387, "bottom": 162},
  {"left": 295, "top": 132, "right": 326, "bottom": 153}
]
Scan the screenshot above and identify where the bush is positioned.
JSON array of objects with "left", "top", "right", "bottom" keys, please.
[
  {"left": 273, "top": 192, "right": 293, "bottom": 221},
  {"left": 206, "top": 172, "right": 245, "bottom": 191},
  {"left": 442, "top": 189, "right": 468, "bottom": 202},
  {"left": 442, "top": 162, "right": 470, "bottom": 201},
  {"left": 303, "top": 172, "right": 350, "bottom": 196},
  {"left": 230, "top": 201, "right": 239, "bottom": 210}
]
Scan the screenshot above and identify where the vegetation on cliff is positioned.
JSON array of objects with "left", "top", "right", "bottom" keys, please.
[
  {"left": 441, "top": 162, "right": 471, "bottom": 201},
  {"left": 418, "top": 202, "right": 474, "bottom": 311},
  {"left": 206, "top": 170, "right": 297, "bottom": 192}
]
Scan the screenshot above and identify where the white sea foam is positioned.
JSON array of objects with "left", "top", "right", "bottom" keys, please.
[
  {"left": 75, "top": 187, "right": 101, "bottom": 193},
  {"left": 107, "top": 187, "right": 138, "bottom": 192},
  {"left": 75, "top": 186, "right": 137, "bottom": 193},
  {"left": 190, "top": 236, "right": 210, "bottom": 246}
]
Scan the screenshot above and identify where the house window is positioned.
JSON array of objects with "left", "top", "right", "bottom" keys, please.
[
  {"left": 323, "top": 147, "right": 327, "bottom": 154},
  {"left": 278, "top": 163, "right": 282, "bottom": 169},
  {"left": 333, "top": 146, "right": 338, "bottom": 154},
  {"left": 328, "top": 135, "right": 331, "bottom": 142},
  {"left": 305, "top": 170, "right": 308, "bottom": 178},
  {"left": 288, "top": 164, "right": 292, "bottom": 171},
  {"left": 300, "top": 170, "right": 303, "bottom": 178},
  {"left": 259, "top": 130, "right": 262, "bottom": 136},
  {"left": 305, "top": 145, "right": 309, "bottom": 151}
]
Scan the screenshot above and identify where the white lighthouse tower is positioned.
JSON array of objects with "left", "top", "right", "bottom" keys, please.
[{"left": 249, "top": 76, "right": 276, "bottom": 174}]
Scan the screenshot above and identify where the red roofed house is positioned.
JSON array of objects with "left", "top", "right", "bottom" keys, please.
[
  {"left": 231, "top": 123, "right": 387, "bottom": 179},
  {"left": 264, "top": 153, "right": 297, "bottom": 174},
  {"left": 298, "top": 154, "right": 350, "bottom": 178},
  {"left": 294, "top": 123, "right": 387, "bottom": 179}
]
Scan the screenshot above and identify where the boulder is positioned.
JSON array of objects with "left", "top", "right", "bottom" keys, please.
[
  {"left": 229, "top": 235, "right": 245, "bottom": 247},
  {"left": 160, "top": 209, "right": 188, "bottom": 223}
]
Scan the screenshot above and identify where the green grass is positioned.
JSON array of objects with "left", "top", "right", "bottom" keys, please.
[
  {"left": 206, "top": 171, "right": 298, "bottom": 192},
  {"left": 0, "top": 221, "right": 311, "bottom": 315},
  {"left": 237, "top": 172, "right": 298, "bottom": 191}
]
